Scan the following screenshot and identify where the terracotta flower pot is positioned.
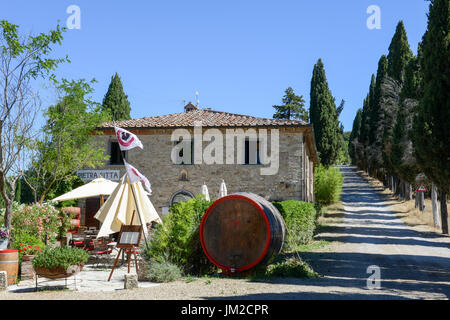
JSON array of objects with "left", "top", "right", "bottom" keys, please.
[{"left": 34, "top": 264, "right": 84, "bottom": 280}]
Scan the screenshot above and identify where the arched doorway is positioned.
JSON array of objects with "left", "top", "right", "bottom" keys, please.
[{"left": 170, "top": 189, "right": 195, "bottom": 206}]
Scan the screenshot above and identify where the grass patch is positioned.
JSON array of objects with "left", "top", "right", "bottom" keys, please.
[
  {"left": 296, "top": 240, "right": 330, "bottom": 252},
  {"left": 315, "top": 201, "right": 346, "bottom": 235},
  {"left": 251, "top": 257, "right": 319, "bottom": 279}
]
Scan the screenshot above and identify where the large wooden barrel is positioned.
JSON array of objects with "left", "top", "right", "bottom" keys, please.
[
  {"left": 200, "top": 192, "right": 285, "bottom": 274},
  {"left": 0, "top": 249, "right": 19, "bottom": 285}
]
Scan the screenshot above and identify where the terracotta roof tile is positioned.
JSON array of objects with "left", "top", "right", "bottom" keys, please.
[{"left": 101, "top": 108, "right": 308, "bottom": 129}]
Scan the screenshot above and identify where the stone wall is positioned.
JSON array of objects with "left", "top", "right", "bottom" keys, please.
[{"left": 93, "top": 127, "right": 313, "bottom": 216}]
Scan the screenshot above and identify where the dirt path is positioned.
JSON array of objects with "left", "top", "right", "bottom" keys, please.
[
  {"left": 1, "top": 166, "right": 449, "bottom": 300},
  {"left": 300, "top": 165, "right": 450, "bottom": 299}
]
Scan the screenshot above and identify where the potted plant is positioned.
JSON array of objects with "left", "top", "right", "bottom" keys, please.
[
  {"left": 18, "top": 243, "right": 43, "bottom": 261},
  {"left": 32, "top": 247, "right": 89, "bottom": 279},
  {"left": 0, "top": 228, "right": 9, "bottom": 249}
]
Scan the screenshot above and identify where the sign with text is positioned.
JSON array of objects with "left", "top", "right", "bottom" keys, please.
[
  {"left": 76, "top": 170, "right": 120, "bottom": 181},
  {"left": 117, "top": 225, "right": 143, "bottom": 249}
]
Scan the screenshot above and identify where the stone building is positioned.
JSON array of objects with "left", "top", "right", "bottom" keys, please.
[{"left": 79, "top": 103, "right": 318, "bottom": 226}]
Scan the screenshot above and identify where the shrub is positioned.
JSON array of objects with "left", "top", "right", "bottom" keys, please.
[
  {"left": 32, "top": 247, "right": 89, "bottom": 269},
  {"left": 141, "top": 196, "right": 216, "bottom": 277},
  {"left": 314, "top": 165, "right": 344, "bottom": 205},
  {"left": 272, "top": 200, "right": 317, "bottom": 251},
  {"left": 5, "top": 202, "right": 71, "bottom": 244},
  {"left": 144, "top": 255, "right": 183, "bottom": 283},
  {"left": 17, "top": 244, "right": 43, "bottom": 256},
  {"left": 11, "top": 231, "right": 46, "bottom": 257},
  {"left": 264, "top": 257, "right": 318, "bottom": 278}
]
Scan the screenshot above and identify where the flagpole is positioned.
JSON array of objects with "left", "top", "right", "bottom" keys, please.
[{"left": 114, "top": 121, "right": 149, "bottom": 251}]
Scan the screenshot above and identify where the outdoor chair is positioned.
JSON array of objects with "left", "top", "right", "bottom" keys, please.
[
  {"left": 91, "top": 238, "right": 113, "bottom": 267},
  {"left": 72, "top": 240, "right": 85, "bottom": 248},
  {"left": 83, "top": 238, "right": 95, "bottom": 252},
  {"left": 70, "top": 233, "right": 85, "bottom": 248}
]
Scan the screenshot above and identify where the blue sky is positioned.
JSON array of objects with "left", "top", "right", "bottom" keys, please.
[{"left": 1, "top": 0, "right": 430, "bottom": 131}]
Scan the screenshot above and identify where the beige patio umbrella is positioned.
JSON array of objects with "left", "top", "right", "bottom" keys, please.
[
  {"left": 94, "top": 174, "right": 162, "bottom": 239},
  {"left": 219, "top": 180, "right": 227, "bottom": 198},
  {"left": 201, "top": 182, "right": 210, "bottom": 201},
  {"left": 51, "top": 177, "right": 118, "bottom": 205}
]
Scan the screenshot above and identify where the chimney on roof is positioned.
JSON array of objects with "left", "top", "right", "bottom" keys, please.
[{"left": 184, "top": 101, "right": 198, "bottom": 112}]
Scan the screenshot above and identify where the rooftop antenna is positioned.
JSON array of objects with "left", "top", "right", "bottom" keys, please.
[{"left": 195, "top": 91, "right": 199, "bottom": 106}]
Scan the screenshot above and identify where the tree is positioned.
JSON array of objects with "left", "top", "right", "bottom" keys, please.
[
  {"left": 387, "top": 21, "right": 414, "bottom": 83},
  {"left": 367, "top": 57, "right": 388, "bottom": 178},
  {"left": 412, "top": 0, "right": 449, "bottom": 234},
  {"left": 358, "top": 94, "right": 371, "bottom": 171},
  {"left": 273, "top": 87, "right": 308, "bottom": 121},
  {"left": 336, "top": 100, "right": 349, "bottom": 165},
  {"left": 382, "top": 22, "right": 413, "bottom": 184},
  {"left": 23, "top": 79, "right": 109, "bottom": 203},
  {"left": 0, "top": 20, "right": 68, "bottom": 232},
  {"left": 309, "top": 59, "right": 340, "bottom": 166},
  {"left": 391, "top": 56, "right": 422, "bottom": 198},
  {"left": 102, "top": 73, "right": 131, "bottom": 121},
  {"left": 349, "top": 108, "right": 362, "bottom": 165}
]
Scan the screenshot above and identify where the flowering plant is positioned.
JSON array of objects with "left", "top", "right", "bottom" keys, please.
[
  {"left": 18, "top": 243, "right": 43, "bottom": 255},
  {"left": 4, "top": 202, "right": 70, "bottom": 244},
  {"left": 0, "top": 228, "right": 9, "bottom": 240}
]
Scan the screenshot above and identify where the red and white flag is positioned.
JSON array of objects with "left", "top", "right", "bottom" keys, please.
[
  {"left": 124, "top": 160, "right": 152, "bottom": 194},
  {"left": 114, "top": 126, "right": 143, "bottom": 151}
]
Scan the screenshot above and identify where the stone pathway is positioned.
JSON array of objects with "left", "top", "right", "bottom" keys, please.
[{"left": 7, "top": 254, "right": 159, "bottom": 293}]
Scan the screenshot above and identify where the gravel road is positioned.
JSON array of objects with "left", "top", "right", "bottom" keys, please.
[{"left": 1, "top": 165, "right": 449, "bottom": 300}]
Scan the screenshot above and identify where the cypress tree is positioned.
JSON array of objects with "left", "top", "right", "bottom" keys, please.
[
  {"left": 387, "top": 21, "right": 414, "bottom": 83},
  {"left": 273, "top": 87, "right": 308, "bottom": 121},
  {"left": 349, "top": 108, "right": 362, "bottom": 165},
  {"left": 399, "top": 54, "right": 422, "bottom": 101},
  {"left": 391, "top": 56, "right": 422, "bottom": 187},
  {"left": 309, "top": 59, "right": 340, "bottom": 167},
  {"left": 383, "top": 22, "right": 413, "bottom": 173},
  {"left": 369, "top": 56, "right": 388, "bottom": 148},
  {"left": 358, "top": 94, "right": 370, "bottom": 171},
  {"left": 366, "top": 74, "right": 376, "bottom": 145},
  {"left": 381, "top": 22, "right": 412, "bottom": 181},
  {"left": 102, "top": 73, "right": 131, "bottom": 121},
  {"left": 14, "top": 178, "right": 21, "bottom": 203},
  {"left": 367, "top": 57, "right": 388, "bottom": 178},
  {"left": 412, "top": 0, "right": 449, "bottom": 234}
]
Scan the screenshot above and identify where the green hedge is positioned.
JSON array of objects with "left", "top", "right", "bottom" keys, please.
[
  {"left": 272, "top": 200, "right": 317, "bottom": 251},
  {"left": 141, "top": 196, "right": 216, "bottom": 278},
  {"left": 314, "top": 165, "right": 344, "bottom": 205}
]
